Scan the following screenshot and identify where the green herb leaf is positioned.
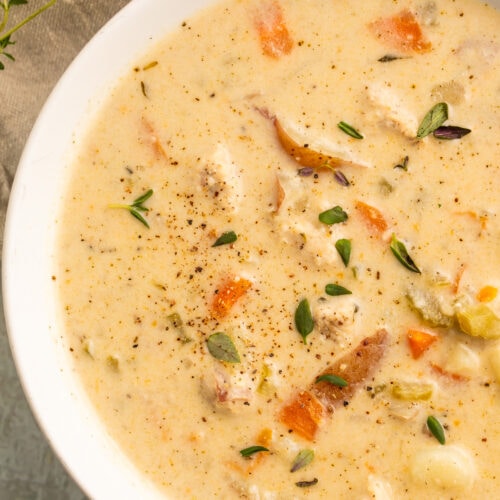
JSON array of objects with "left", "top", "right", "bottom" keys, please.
[
  {"left": 325, "top": 283, "right": 352, "bottom": 296},
  {"left": 0, "top": 0, "right": 56, "bottom": 70},
  {"left": 240, "top": 445, "right": 269, "bottom": 457},
  {"left": 390, "top": 234, "right": 421, "bottom": 273},
  {"left": 416, "top": 102, "right": 448, "bottom": 138},
  {"left": 132, "top": 189, "right": 153, "bottom": 206},
  {"left": 206, "top": 332, "right": 240, "bottom": 363},
  {"left": 295, "top": 299, "right": 314, "bottom": 344},
  {"left": 427, "top": 415, "right": 446, "bottom": 444},
  {"left": 378, "top": 54, "right": 403, "bottom": 62},
  {"left": 338, "top": 121, "right": 363, "bottom": 139},
  {"left": 335, "top": 239, "right": 351, "bottom": 267},
  {"left": 394, "top": 155, "right": 409, "bottom": 171},
  {"left": 296, "top": 478, "right": 318, "bottom": 488},
  {"left": 318, "top": 206, "right": 348, "bottom": 225},
  {"left": 212, "top": 230, "right": 237, "bottom": 247},
  {"left": 290, "top": 449, "right": 315, "bottom": 472},
  {"left": 315, "top": 374, "right": 348, "bottom": 387},
  {"left": 109, "top": 189, "right": 153, "bottom": 228}
]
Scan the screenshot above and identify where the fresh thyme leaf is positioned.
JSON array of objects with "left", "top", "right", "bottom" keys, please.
[
  {"left": 318, "top": 206, "right": 348, "bottom": 225},
  {"left": 315, "top": 374, "right": 348, "bottom": 387},
  {"left": 132, "top": 189, "right": 153, "bottom": 206},
  {"left": 416, "top": 102, "right": 448, "bottom": 138},
  {"left": 290, "top": 449, "right": 314, "bottom": 472},
  {"left": 325, "top": 283, "right": 352, "bottom": 296},
  {"left": 130, "top": 209, "right": 150, "bottom": 228},
  {"left": 390, "top": 234, "right": 421, "bottom": 273},
  {"left": 109, "top": 189, "right": 153, "bottom": 228},
  {"left": 378, "top": 54, "right": 403, "bottom": 62},
  {"left": 212, "top": 230, "right": 237, "bottom": 247},
  {"left": 206, "top": 332, "right": 240, "bottom": 363},
  {"left": 427, "top": 415, "right": 446, "bottom": 444},
  {"left": 335, "top": 239, "right": 351, "bottom": 267},
  {"left": 338, "top": 121, "right": 364, "bottom": 139},
  {"left": 0, "top": 0, "right": 57, "bottom": 70},
  {"left": 433, "top": 126, "right": 471, "bottom": 140},
  {"left": 333, "top": 170, "right": 350, "bottom": 187},
  {"left": 295, "top": 299, "right": 314, "bottom": 344},
  {"left": 295, "top": 478, "right": 318, "bottom": 488},
  {"left": 240, "top": 445, "right": 269, "bottom": 457},
  {"left": 394, "top": 155, "right": 409, "bottom": 171}
]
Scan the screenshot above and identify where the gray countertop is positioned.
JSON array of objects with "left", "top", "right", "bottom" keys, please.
[{"left": 0, "top": 1, "right": 130, "bottom": 498}]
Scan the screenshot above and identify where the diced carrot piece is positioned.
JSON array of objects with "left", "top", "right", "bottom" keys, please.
[
  {"left": 254, "top": 1, "right": 294, "bottom": 59},
  {"left": 451, "top": 265, "right": 466, "bottom": 294},
  {"left": 407, "top": 328, "right": 437, "bottom": 359},
  {"left": 369, "top": 9, "right": 431, "bottom": 54},
  {"left": 355, "top": 201, "right": 388, "bottom": 238},
  {"left": 256, "top": 428, "right": 273, "bottom": 447},
  {"left": 211, "top": 277, "right": 252, "bottom": 318},
  {"left": 431, "top": 363, "right": 469, "bottom": 382},
  {"left": 477, "top": 286, "right": 498, "bottom": 303},
  {"left": 141, "top": 118, "right": 168, "bottom": 160},
  {"left": 279, "top": 390, "right": 324, "bottom": 441}
]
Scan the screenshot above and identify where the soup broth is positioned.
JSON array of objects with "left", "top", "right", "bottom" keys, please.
[{"left": 57, "top": 0, "right": 500, "bottom": 498}]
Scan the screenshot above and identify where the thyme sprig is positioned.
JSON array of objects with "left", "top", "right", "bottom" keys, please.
[
  {"left": 0, "top": 0, "right": 57, "bottom": 70},
  {"left": 109, "top": 189, "right": 153, "bottom": 228}
]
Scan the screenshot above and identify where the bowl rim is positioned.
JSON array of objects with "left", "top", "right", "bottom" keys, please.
[{"left": 2, "top": 0, "right": 212, "bottom": 498}]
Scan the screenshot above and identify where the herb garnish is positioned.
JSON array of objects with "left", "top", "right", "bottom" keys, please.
[
  {"left": 0, "top": 0, "right": 57, "bottom": 70},
  {"left": 333, "top": 170, "right": 350, "bottom": 187},
  {"left": 378, "top": 54, "right": 404, "bottom": 62},
  {"left": 433, "top": 125, "right": 471, "bottom": 140},
  {"left": 394, "top": 155, "right": 409, "bottom": 171},
  {"left": 290, "top": 449, "right": 314, "bottom": 472},
  {"left": 206, "top": 332, "right": 240, "bottom": 363},
  {"left": 315, "top": 374, "right": 348, "bottom": 387},
  {"left": 296, "top": 478, "right": 318, "bottom": 488},
  {"left": 109, "top": 189, "right": 153, "bottom": 228},
  {"left": 390, "top": 234, "right": 421, "bottom": 273},
  {"left": 240, "top": 445, "right": 269, "bottom": 457},
  {"left": 212, "top": 230, "right": 237, "bottom": 247},
  {"left": 319, "top": 206, "right": 348, "bottom": 225},
  {"left": 337, "top": 121, "right": 364, "bottom": 139},
  {"left": 295, "top": 298, "right": 314, "bottom": 344},
  {"left": 427, "top": 415, "right": 446, "bottom": 444},
  {"left": 335, "top": 239, "right": 351, "bottom": 267},
  {"left": 325, "top": 283, "right": 352, "bottom": 296},
  {"left": 416, "top": 102, "right": 448, "bottom": 138}
]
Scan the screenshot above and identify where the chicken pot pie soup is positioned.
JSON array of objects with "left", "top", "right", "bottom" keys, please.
[{"left": 57, "top": 0, "right": 500, "bottom": 498}]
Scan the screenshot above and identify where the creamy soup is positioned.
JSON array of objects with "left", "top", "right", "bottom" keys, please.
[{"left": 57, "top": 0, "right": 500, "bottom": 498}]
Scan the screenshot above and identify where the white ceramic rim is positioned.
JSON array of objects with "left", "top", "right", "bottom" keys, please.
[
  {"left": 3, "top": 0, "right": 500, "bottom": 498},
  {"left": 2, "top": 0, "right": 213, "bottom": 498}
]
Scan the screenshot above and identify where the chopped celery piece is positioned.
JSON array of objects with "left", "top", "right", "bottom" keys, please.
[
  {"left": 456, "top": 304, "right": 500, "bottom": 339},
  {"left": 391, "top": 381, "right": 433, "bottom": 401},
  {"left": 257, "top": 364, "right": 276, "bottom": 395},
  {"left": 406, "top": 286, "right": 453, "bottom": 327}
]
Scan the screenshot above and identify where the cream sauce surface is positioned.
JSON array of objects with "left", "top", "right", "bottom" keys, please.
[{"left": 58, "top": 0, "right": 500, "bottom": 498}]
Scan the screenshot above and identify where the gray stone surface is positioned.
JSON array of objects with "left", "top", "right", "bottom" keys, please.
[{"left": 0, "top": 1, "right": 130, "bottom": 498}]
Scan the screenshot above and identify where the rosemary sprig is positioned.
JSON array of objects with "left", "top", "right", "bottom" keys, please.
[
  {"left": 109, "top": 189, "right": 153, "bottom": 228},
  {"left": 0, "top": 0, "right": 57, "bottom": 70}
]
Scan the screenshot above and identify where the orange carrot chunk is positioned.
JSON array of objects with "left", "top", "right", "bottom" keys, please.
[
  {"left": 279, "top": 390, "right": 324, "bottom": 441},
  {"left": 369, "top": 9, "right": 431, "bottom": 54},
  {"left": 407, "top": 328, "right": 437, "bottom": 359},
  {"left": 355, "top": 201, "right": 388, "bottom": 238},
  {"left": 477, "top": 286, "right": 498, "bottom": 303},
  {"left": 211, "top": 277, "right": 252, "bottom": 318},
  {"left": 254, "top": 0, "right": 294, "bottom": 59}
]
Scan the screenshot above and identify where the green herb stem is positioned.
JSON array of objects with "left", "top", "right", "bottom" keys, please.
[
  {"left": 240, "top": 445, "right": 269, "bottom": 458},
  {"left": 0, "top": 0, "right": 56, "bottom": 43}
]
